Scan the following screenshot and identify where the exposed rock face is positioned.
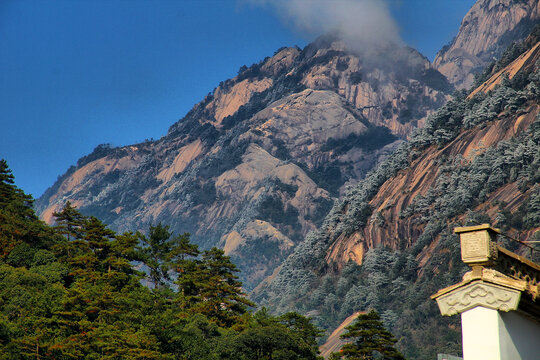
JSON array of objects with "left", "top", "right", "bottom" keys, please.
[
  {"left": 434, "top": 0, "right": 540, "bottom": 89},
  {"left": 261, "top": 38, "right": 540, "bottom": 284},
  {"left": 254, "top": 35, "right": 540, "bottom": 358},
  {"left": 469, "top": 37, "right": 540, "bottom": 97},
  {"left": 326, "top": 101, "right": 539, "bottom": 269},
  {"left": 36, "top": 37, "right": 450, "bottom": 289}
]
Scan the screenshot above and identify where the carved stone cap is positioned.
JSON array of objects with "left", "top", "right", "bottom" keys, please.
[
  {"left": 454, "top": 224, "right": 501, "bottom": 235},
  {"left": 433, "top": 280, "right": 522, "bottom": 316},
  {"left": 454, "top": 224, "right": 500, "bottom": 265}
]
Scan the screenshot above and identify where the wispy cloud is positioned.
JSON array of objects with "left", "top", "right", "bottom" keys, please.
[{"left": 244, "top": 0, "right": 401, "bottom": 53}]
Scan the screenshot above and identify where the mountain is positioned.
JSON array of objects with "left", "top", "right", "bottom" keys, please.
[
  {"left": 36, "top": 36, "right": 450, "bottom": 289},
  {"left": 434, "top": 0, "right": 540, "bottom": 90},
  {"left": 254, "top": 27, "right": 540, "bottom": 359}
]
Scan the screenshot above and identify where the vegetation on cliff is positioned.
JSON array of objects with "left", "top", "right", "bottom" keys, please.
[
  {"left": 24, "top": 5, "right": 540, "bottom": 360},
  {"left": 255, "top": 35, "right": 540, "bottom": 359},
  {"left": 36, "top": 37, "right": 450, "bottom": 291}
]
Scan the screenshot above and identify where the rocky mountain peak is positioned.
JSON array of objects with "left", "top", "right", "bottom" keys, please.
[
  {"left": 36, "top": 34, "right": 450, "bottom": 290},
  {"left": 434, "top": 0, "right": 540, "bottom": 90},
  {"left": 255, "top": 21, "right": 540, "bottom": 358}
]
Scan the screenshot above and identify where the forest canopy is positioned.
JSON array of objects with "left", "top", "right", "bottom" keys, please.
[{"left": 0, "top": 159, "right": 323, "bottom": 360}]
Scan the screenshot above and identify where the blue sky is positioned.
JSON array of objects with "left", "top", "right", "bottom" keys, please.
[{"left": 0, "top": 0, "right": 476, "bottom": 198}]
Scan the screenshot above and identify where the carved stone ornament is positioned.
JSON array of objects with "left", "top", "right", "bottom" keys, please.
[
  {"left": 455, "top": 224, "right": 499, "bottom": 265},
  {"left": 435, "top": 280, "right": 521, "bottom": 316}
]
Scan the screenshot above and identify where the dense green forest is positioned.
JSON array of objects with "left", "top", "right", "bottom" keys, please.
[{"left": 0, "top": 159, "right": 324, "bottom": 359}]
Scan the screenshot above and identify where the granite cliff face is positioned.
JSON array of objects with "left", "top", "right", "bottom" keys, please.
[
  {"left": 434, "top": 0, "right": 540, "bottom": 90},
  {"left": 36, "top": 37, "right": 450, "bottom": 289},
  {"left": 255, "top": 31, "right": 540, "bottom": 358},
  {"left": 33, "top": 1, "right": 540, "bottom": 357}
]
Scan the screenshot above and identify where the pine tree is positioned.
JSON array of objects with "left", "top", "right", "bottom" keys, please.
[
  {"left": 0, "top": 159, "right": 57, "bottom": 263},
  {"left": 0, "top": 159, "right": 17, "bottom": 205},
  {"left": 137, "top": 224, "right": 198, "bottom": 291},
  {"left": 279, "top": 311, "right": 323, "bottom": 356},
  {"left": 178, "top": 247, "right": 254, "bottom": 327},
  {"left": 332, "top": 310, "right": 404, "bottom": 360},
  {"left": 168, "top": 232, "right": 199, "bottom": 273},
  {"left": 53, "top": 201, "right": 85, "bottom": 241},
  {"left": 51, "top": 212, "right": 163, "bottom": 359},
  {"left": 0, "top": 163, "right": 327, "bottom": 358}
]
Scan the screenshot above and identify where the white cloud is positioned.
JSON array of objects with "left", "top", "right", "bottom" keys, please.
[{"left": 244, "top": 0, "right": 401, "bottom": 53}]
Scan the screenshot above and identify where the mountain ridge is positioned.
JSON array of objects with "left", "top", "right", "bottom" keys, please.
[
  {"left": 254, "top": 29, "right": 540, "bottom": 358},
  {"left": 36, "top": 37, "right": 449, "bottom": 289},
  {"left": 434, "top": 0, "right": 540, "bottom": 90}
]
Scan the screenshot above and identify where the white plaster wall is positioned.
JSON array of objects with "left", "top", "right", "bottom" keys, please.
[
  {"left": 498, "top": 311, "right": 540, "bottom": 360},
  {"left": 461, "top": 307, "right": 500, "bottom": 360},
  {"left": 461, "top": 306, "right": 540, "bottom": 360}
]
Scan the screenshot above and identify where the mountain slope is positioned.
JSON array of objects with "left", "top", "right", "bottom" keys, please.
[
  {"left": 254, "top": 33, "right": 540, "bottom": 359},
  {"left": 36, "top": 37, "right": 450, "bottom": 289},
  {"left": 434, "top": 0, "right": 540, "bottom": 90}
]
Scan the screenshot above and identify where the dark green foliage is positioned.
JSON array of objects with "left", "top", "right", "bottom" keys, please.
[
  {"left": 524, "top": 187, "right": 540, "bottom": 228},
  {"left": 322, "top": 126, "right": 397, "bottom": 155},
  {"left": 257, "top": 196, "right": 300, "bottom": 228},
  {"left": 349, "top": 71, "right": 363, "bottom": 85},
  {"left": 381, "top": 102, "right": 394, "bottom": 119},
  {"left": 53, "top": 201, "right": 85, "bottom": 241},
  {"left": 137, "top": 223, "right": 196, "bottom": 290},
  {"left": 272, "top": 138, "right": 292, "bottom": 161},
  {"left": 75, "top": 144, "right": 134, "bottom": 171},
  {"left": 182, "top": 180, "right": 217, "bottom": 206},
  {"left": 198, "top": 140, "right": 249, "bottom": 178},
  {"left": 273, "top": 178, "right": 299, "bottom": 197},
  {"left": 6, "top": 242, "right": 36, "bottom": 268},
  {"left": 187, "top": 122, "right": 220, "bottom": 145},
  {"left": 0, "top": 159, "right": 59, "bottom": 263},
  {"left": 237, "top": 63, "right": 264, "bottom": 82},
  {"left": 332, "top": 310, "right": 404, "bottom": 360},
  {"left": 76, "top": 143, "right": 114, "bottom": 168},
  {"left": 178, "top": 247, "right": 255, "bottom": 327},
  {"left": 216, "top": 309, "right": 322, "bottom": 360},
  {"left": 0, "top": 162, "right": 324, "bottom": 359},
  {"left": 300, "top": 163, "right": 343, "bottom": 197},
  {"left": 274, "top": 46, "right": 289, "bottom": 56},
  {"left": 397, "top": 93, "right": 429, "bottom": 125},
  {"left": 496, "top": 186, "right": 540, "bottom": 231},
  {"left": 305, "top": 198, "right": 335, "bottom": 227},
  {"left": 238, "top": 64, "right": 248, "bottom": 75},
  {"left": 336, "top": 58, "right": 349, "bottom": 71},
  {"left": 418, "top": 68, "right": 453, "bottom": 93},
  {"left": 397, "top": 108, "right": 413, "bottom": 124},
  {"left": 231, "top": 235, "right": 289, "bottom": 292}
]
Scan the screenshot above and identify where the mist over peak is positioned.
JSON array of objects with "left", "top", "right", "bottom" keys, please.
[{"left": 245, "top": 0, "right": 401, "bottom": 57}]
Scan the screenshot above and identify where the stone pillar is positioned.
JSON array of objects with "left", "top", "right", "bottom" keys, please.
[
  {"left": 461, "top": 307, "right": 500, "bottom": 359},
  {"left": 460, "top": 306, "right": 540, "bottom": 360},
  {"left": 431, "top": 224, "right": 540, "bottom": 360}
]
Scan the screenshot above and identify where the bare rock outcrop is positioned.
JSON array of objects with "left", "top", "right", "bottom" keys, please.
[
  {"left": 434, "top": 0, "right": 540, "bottom": 89},
  {"left": 254, "top": 34, "right": 540, "bottom": 358},
  {"left": 36, "top": 37, "right": 450, "bottom": 289}
]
